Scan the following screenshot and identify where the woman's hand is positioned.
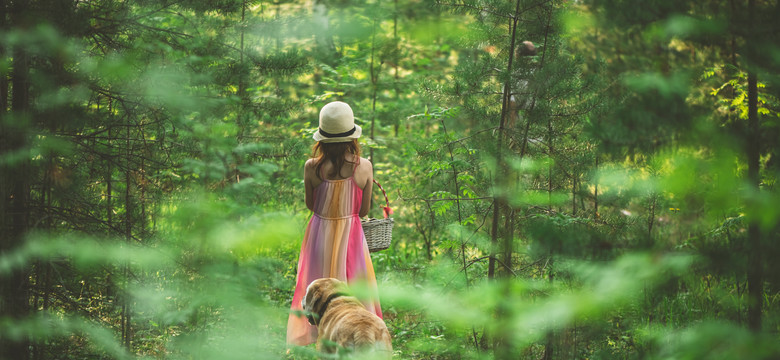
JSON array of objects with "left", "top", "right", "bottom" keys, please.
[{"left": 303, "top": 159, "right": 317, "bottom": 212}]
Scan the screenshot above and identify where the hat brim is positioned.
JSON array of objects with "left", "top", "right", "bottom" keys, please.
[{"left": 313, "top": 124, "right": 362, "bottom": 143}]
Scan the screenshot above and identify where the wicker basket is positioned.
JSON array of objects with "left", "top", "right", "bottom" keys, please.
[{"left": 362, "top": 179, "right": 393, "bottom": 252}]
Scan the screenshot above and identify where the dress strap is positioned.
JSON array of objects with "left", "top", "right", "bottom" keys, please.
[{"left": 352, "top": 157, "right": 360, "bottom": 176}]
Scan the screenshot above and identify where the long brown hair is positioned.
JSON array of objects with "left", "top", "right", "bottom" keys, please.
[{"left": 311, "top": 139, "right": 361, "bottom": 180}]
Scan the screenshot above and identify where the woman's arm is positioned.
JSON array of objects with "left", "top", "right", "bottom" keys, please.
[
  {"left": 358, "top": 160, "right": 373, "bottom": 217},
  {"left": 304, "top": 159, "right": 316, "bottom": 212}
]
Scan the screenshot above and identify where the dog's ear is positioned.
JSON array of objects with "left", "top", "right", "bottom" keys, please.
[
  {"left": 303, "top": 293, "right": 318, "bottom": 326},
  {"left": 303, "top": 279, "right": 327, "bottom": 325},
  {"left": 307, "top": 280, "right": 328, "bottom": 312},
  {"left": 303, "top": 283, "right": 316, "bottom": 312}
]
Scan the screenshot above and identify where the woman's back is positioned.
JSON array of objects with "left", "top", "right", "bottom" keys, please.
[
  {"left": 311, "top": 168, "right": 363, "bottom": 220},
  {"left": 305, "top": 155, "right": 373, "bottom": 218}
]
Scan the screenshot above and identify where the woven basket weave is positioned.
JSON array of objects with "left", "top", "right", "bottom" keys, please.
[{"left": 362, "top": 179, "right": 393, "bottom": 252}]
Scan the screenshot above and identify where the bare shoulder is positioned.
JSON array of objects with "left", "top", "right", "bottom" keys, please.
[
  {"left": 359, "top": 157, "right": 373, "bottom": 171},
  {"left": 354, "top": 157, "right": 373, "bottom": 189},
  {"left": 305, "top": 158, "right": 321, "bottom": 172},
  {"left": 357, "top": 157, "right": 373, "bottom": 178},
  {"left": 304, "top": 158, "right": 319, "bottom": 180}
]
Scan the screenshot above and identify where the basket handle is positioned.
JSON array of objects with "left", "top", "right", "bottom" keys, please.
[{"left": 373, "top": 179, "right": 393, "bottom": 219}]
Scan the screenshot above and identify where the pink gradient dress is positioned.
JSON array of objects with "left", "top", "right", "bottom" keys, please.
[{"left": 286, "top": 161, "right": 383, "bottom": 346}]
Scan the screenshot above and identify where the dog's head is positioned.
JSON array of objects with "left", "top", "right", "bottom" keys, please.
[{"left": 302, "top": 278, "right": 348, "bottom": 326}]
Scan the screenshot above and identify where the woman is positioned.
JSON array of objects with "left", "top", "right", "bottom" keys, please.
[{"left": 286, "top": 101, "right": 383, "bottom": 346}]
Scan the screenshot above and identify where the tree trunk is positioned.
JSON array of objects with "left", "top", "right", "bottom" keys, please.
[
  {"left": 745, "top": 0, "right": 762, "bottom": 333},
  {"left": 542, "top": 257, "right": 555, "bottom": 360},
  {"left": 492, "top": 3, "right": 524, "bottom": 358},
  {"left": 122, "top": 120, "right": 133, "bottom": 351},
  {"left": 745, "top": 50, "right": 762, "bottom": 334},
  {"left": 547, "top": 107, "right": 554, "bottom": 212},
  {"left": 369, "top": 18, "right": 379, "bottom": 162},
  {"left": 1, "top": 2, "right": 32, "bottom": 357},
  {"left": 571, "top": 175, "right": 577, "bottom": 215},
  {"left": 594, "top": 155, "right": 599, "bottom": 218},
  {"left": 236, "top": 0, "right": 247, "bottom": 148},
  {"left": 491, "top": 0, "right": 523, "bottom": 283},
  {"left": 107, "top": 97, "right": 113, "bottom": 233}
]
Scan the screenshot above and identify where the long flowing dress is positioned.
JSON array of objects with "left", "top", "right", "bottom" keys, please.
[{"left": 286, "top": 161, "right": 383, "bottom": 346}]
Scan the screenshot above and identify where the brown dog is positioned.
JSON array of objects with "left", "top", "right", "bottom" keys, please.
[{"left": 302, "top": 278, "right": 392, "bottom": 358}]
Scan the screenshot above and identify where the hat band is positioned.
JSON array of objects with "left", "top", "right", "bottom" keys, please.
[{"left": 318, "top": 126, "right": 356, "bottom": 138}]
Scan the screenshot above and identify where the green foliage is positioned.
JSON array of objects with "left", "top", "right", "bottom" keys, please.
[
  {"left": 0, "top": 195, "right": 299, "bottom": 359},
  {"left": 1, "top": 0, "right": 779, "bottom": 359}
]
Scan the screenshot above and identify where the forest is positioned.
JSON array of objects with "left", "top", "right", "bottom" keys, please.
[{"left": 1, "top": 0, "right": 779, "bottom": 359}]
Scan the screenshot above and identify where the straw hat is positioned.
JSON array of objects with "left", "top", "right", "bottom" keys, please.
[{"left": 313, "top": 101, "right": 362, "bottom": 143}]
